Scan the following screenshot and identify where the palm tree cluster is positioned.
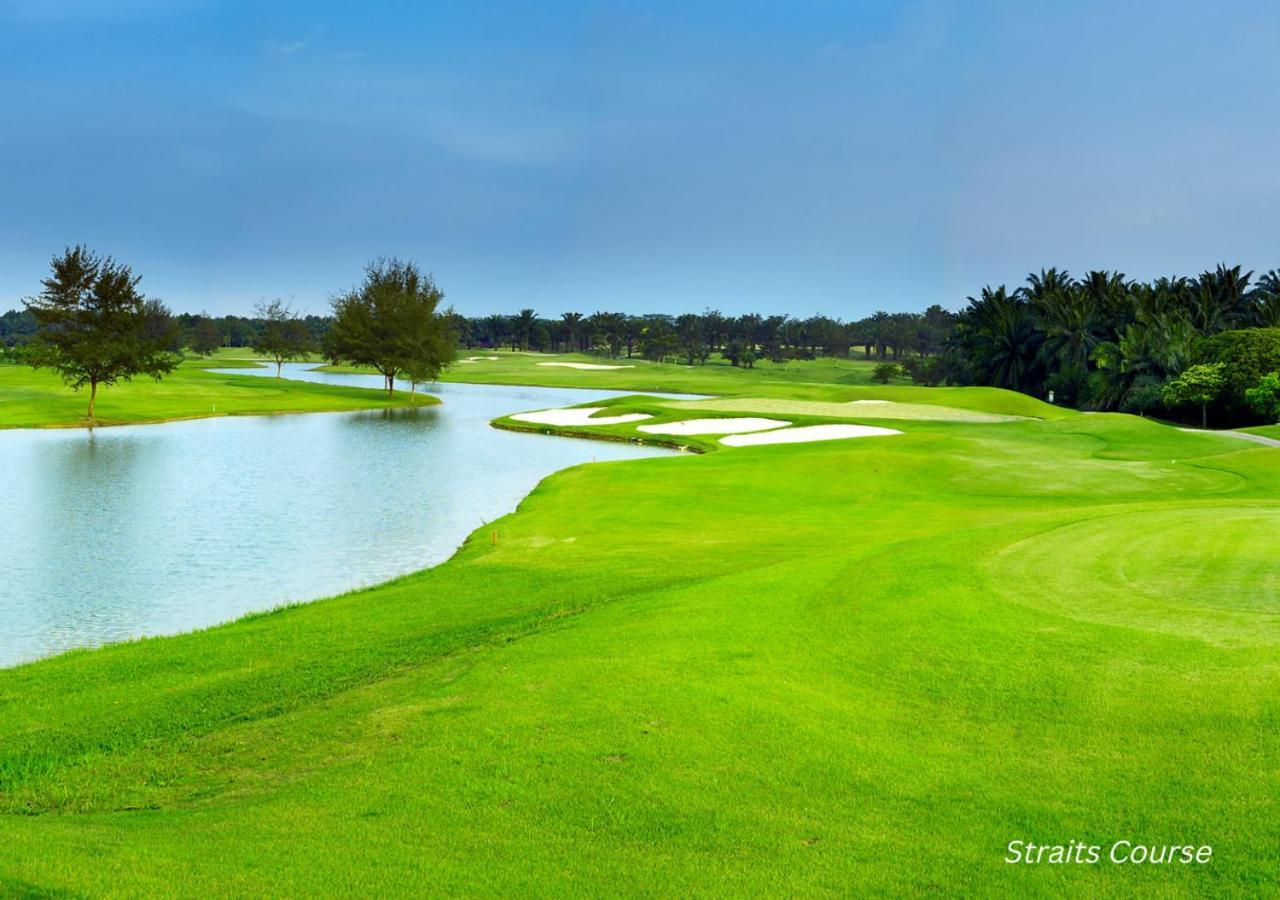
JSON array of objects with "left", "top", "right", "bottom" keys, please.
[
  {"left": 457, "top": 307, "right": 956, "bottom": 368},
  {"left": 949, "top": 266, "right": 1280, "bottom": 417}
]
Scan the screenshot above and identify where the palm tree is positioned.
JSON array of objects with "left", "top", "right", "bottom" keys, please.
[
  {"left": 480, "top": 314, "right": 508, "bottom": 349},
  {"left": 513, "top": 308, "right": 537, "bottom": 351},
  {"left": 1190, "top": 264, "right": 1253, "bottom": 334},
  {"left": 589, "top": 311, "right": 624, "bottom": 357},
  {"left": 1024, "top": 269, "right": 1101, "bottom": 374},
  {"left": 952, "top": 287, "right": 1044, "bottom": 392},
  {"left": 1253, "top": 271, "right": 1280, "bottom": 326},
  {"left": 560, "top": 311, "right": 583, "bottom": 352}
]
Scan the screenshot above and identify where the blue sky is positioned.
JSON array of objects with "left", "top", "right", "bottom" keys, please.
[{"left": 1, "top": 1, "right": 1278, "bottom": 318}]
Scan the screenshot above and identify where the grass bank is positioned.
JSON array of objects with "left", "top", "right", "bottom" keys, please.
[
  {"left": 0, "top": 360, "right": 437, "bottom": 429},
  {"left": 320, "top": 349, "right": 904, "bottom": 395},
  {"left": 0, "top": 367, "right": 1276, "bottom": 895}
]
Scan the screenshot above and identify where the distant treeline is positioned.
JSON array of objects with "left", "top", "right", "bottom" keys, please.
[
  {"left": 7, "top": 261, "right": 1280, "bottom": 426},
  {"left": 950, "top": 265, "right": 1280, "bottom": 425},
  {"left": 0, "top": 309, "right": 330, "bottom": 352},
  {"left": 1, "top": 305, "right": 956, "bottom": 366}
]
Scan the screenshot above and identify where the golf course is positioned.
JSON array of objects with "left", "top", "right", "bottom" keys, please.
[
  {"left": 0, "top": 352, "right": 1275, "bottom": 896},
  {"left": 0, "top": 358, "right": 438, "bottom": 430}
]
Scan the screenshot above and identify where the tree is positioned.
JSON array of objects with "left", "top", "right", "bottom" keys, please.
[
  {"left": 589, "top": 311, "right": 625, "bottom": 357},
  {"left": 723, "top": 339, "right": 757, "bottom": 368},
  {"left": 1245, "top": 372, "right": 1280, "bottom": 423},
  {"left": 479, "top": 314, "right": 508, "bottom": 349},
  {"left": 640, "top": 318, "right": 678, "bottom": 362},
  {"left": 325, "top": 258, "right": 455, "bottom": 396},
  {"left": 1162, "top": 363, "right": 1225, "bottom": 428},
  {"left": 253, "top": 300, "right": 313, "bottom": 378},
  {"left": 675, "top": 313, "right": 706, "bottom": 365},
  {"left": 1198, "top": 328, "right": 1280, "bottom": 419},
  {"left": 191, "top": 314, "right": 222, "bottom": 356},
  {"left": 950, "top": 286, "right": 1044, "bottom": 392},
  {"left": 1119, "top": 375, "right": 1165, "bottom": 417},
  {"left": 872, "top": 362, "right": 900, "bottom": 384},
  {"left": 24, "top": 245, "right": 179, "bottom": 419},
  {"left": 512, "top": 308, "right": 537, "bottom": 351},
  {"left": 560, "top": 311, "right": 584, "bottom": 352}
]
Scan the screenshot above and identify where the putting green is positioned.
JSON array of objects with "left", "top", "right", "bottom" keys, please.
[{"left": 987, "top": 506, "right": 1280, "bottom": 645}]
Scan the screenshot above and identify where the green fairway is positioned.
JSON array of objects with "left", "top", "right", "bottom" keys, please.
[
  {"left": 322, "top": 349, "right": 896, "bottom": 395},
  {"left": 0, "top": 361, "right": 437, "bottom": 428},
  {"left": 1, "top": 369, "right": 1277, "bottom": 896}
]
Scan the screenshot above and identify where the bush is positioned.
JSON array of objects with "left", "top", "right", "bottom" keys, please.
[
  {"left": 872, "top": 362, "right": 900, "bottom": 384},
  {"left": 1245, "top": 372, "right": 1280, "bottom": 423},
  {"left": 901, "top": 357, "right": 944, "bottom": 386},
  {"left": 1198, "top": 328, "right": 1280, "bottom": 422}
]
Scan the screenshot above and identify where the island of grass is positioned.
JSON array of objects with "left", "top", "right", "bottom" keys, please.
[
  {"left": 0, "top": 357, "right": 437, "bottom": 429},
  {"left": 1, "top": 361, "right": 1277, "bottom": 896}
]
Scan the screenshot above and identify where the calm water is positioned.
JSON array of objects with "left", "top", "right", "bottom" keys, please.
[{"left": 0, "top": 366, "right": 684, "bottom": 667}]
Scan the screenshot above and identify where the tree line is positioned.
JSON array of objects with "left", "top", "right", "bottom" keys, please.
[
  {"left": 8, "top": 247, "right": 1280, "bottom": 426},
  {"left": 11, "top": 247, "right": 456, "bottom": 416},
  {"left": 948, "top": 266, "right": 1280, "bottom": 426},
  {"left": 454, "top": 307, "right": 955, "bottom": 368}
]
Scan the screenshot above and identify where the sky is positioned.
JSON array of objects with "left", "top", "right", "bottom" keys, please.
[{"left": 1, "top": 0, "right": 1278, "bottom": 319}]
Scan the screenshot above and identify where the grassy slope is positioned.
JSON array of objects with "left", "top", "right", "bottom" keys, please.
[
  {"left": 0, "top": 361, "right": 437, "bottom": 428},
  {"left": 1, "top": 365, "right": 1278, "bottom": 895},
  {"left": 1241, "top": 424, "right": 1280, "bottom": 439}
]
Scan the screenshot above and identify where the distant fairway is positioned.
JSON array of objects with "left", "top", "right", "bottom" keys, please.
[
  {"left": 0, "top": 359, "right": 436, "bottom": 428},
  {"left": 1, "top": 364, "right": 1277, "bottom": 896}
]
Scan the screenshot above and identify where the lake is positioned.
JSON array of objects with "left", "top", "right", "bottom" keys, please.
[{"left": 0, "top": 366, "right": 683, "bottom": 667}]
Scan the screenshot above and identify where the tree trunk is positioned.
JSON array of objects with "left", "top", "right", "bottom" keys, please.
[
  {"left": 276, "top": 359, "right": 283, "bottom": 378},
  {"left": 87, "top": 380, "right": 98, "bottom": 419},
  {"left": 1202, "top": 403, "right": 1208, "bottom": 429}
]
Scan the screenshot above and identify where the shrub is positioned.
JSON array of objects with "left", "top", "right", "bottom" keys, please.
[
  {"left": 872, "top": 362, "right": 900, "bottom": 384},
  {"left": 1245, "top": 372, "right": 1280, "bottom": 423},
  {"left": 1198, "top": 328, "right": 1280, "bottom": 421}
]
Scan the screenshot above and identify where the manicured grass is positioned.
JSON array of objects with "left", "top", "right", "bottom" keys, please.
[
  {"left": 1241, "top": 424, "right": 1280, "bottom": 439},
  {"left": 322, "top": 349, "right": 907, "bottom": 395},
  {"left": 0, "top": 361, "right": 437, "bottom": 428},
  {"left": 0, "top": 369, "right": 1276, "bottom": 895}
]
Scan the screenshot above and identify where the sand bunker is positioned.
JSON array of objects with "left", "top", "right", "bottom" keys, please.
[
  {"left": 637, "top": 417, "right": 790, "bottom": 436},
  {"left": 721, "top": 424, "right": 901, "bottom": 447},
  {"left": 465, "top": 355, "right": 501, "bottom": 361},
  {"left": 537, "top": 362, "right": 636, "bottom": 371},
  {"left": 510, "top": 407, "right": 653, "bottom": 427}
]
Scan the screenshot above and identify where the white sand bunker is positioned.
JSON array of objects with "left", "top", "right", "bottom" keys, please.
[
  {"left": 637, "top": 417, "right": 790, "bottom": 436},
  {"left": 537, "top": 362, "right": 636, "bottom": 370},
  {"left": 721, "top": 424, "right": 901, "bottom": 447},
  {"left": 465, "top": 355, "right": 501, "bottom": 361},
  {"left": 510, "top": 407, "right": 653, "bottom": 427}
]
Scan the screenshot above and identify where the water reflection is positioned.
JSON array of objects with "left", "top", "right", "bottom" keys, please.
[{"left": 0, "top": 372, "right": 684, "bottom": 666}]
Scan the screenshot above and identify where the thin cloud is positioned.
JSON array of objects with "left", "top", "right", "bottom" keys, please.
[{"left": 263, "top": 37, "right": 312, "bottom": 55}]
